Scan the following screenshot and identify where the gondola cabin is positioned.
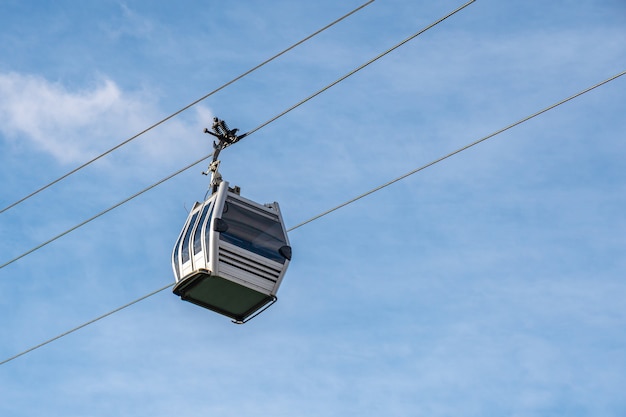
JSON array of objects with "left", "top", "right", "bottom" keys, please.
[{"left": 172, "top": 180, "right": 292, "bottom": 323}]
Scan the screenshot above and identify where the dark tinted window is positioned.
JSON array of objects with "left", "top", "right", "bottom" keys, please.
[
  {"left": 173, "top": 230, "right": 183, "bottom": 277},
  {"left": 220, "top": 200, "right": 287, "bottom": 263},
  {"left": 193, "top": 202, "right": 212, "bottom": 255},
  {"left": 181, "top": 211, "right": 199, "bottom": 263}
]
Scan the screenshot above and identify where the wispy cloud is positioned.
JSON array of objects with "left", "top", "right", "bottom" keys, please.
[
  {"left": 103, "top": 3, "right": 156, "bottom": 40},
  {"left": 0, "top": 72, "right": 213, "bottom": 172},
  {"left": 0, "top": 72, "right": 139, "bottom": 163}
]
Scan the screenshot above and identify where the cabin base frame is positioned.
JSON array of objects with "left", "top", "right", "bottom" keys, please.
[{"left": 173, "top": 269, "right": 277, "bottom": 323}]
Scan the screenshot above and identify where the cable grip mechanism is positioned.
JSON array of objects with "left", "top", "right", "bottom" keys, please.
[{"left": 203, "top": 117, "right": 246, "bottom": 193}]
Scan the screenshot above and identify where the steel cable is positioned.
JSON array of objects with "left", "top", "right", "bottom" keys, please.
[{"left": 1, "top": 68, "right": 623, "bottom": 366}]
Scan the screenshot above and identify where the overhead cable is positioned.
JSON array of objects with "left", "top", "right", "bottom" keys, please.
[
  {"left": 241, "top": 0, "right": 477, "bottom": 138},
  {"left": 0, "top": 283, "right": 174, "bottom": 366},
  {"left": 0, "top": 0, "right": 475, "bottom": 271},
  {"left": 0, "top": 0, "right": 375, "bottom": 216},
  {"left": 288, "top": 70, "right": 626, "bottom": 231},
  {"left": 2, "top": 69, "right": 623, "bottom": 366}
]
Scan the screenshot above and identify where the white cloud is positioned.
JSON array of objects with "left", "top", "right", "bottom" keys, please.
[
  {"left": 0, "top": 72, "right": 137, "bottom": 163},
  {"left": 0, "top": 72, "right": 213, "bottom": 171}
]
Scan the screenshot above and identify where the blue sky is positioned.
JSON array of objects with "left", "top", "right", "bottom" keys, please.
[{"left": 1, "top": 0, "right": 625, "bottom": 416}]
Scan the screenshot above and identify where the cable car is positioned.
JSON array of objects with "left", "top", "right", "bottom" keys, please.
[{"left": 172, "top": 118, "right": 292, "bottom": 323}]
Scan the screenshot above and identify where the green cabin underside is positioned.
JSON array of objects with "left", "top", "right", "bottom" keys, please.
[{"left": 173, "top": 270, "right": 273, "bottom": 322}]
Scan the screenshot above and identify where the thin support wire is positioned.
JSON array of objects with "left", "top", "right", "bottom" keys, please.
[
  {"left": 0, "top": 0, "right": 375, "bottom": 216},
  {"left": 243, "top": 0, "right": 476, "bottom": 138},
  {"left": 0, "top": 283, "right": 174, "bottom": 366},
  {"left": 288, "top": 70, "right": 626, "bottom": 231},
  {"left": 0, "top": 153, "right": 214, "bottom": 270},
  {"left": 1, "top": 69, "right": 623, "bottom": 367}
]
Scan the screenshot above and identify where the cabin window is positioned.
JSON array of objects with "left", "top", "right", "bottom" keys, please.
[
  {"left": 173, "top": 231, "right": 184, "bottom": 277},
  {"left": 193, "top": 202, "right": 212, "bottom": 256},
  {"left": 220, "top": 199, "right": 288, "bottom": 263},
  {"left": 181, "top": 210, "right": 200, "bottom": 264}
]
